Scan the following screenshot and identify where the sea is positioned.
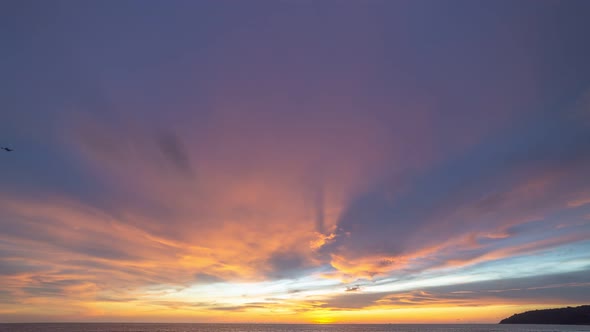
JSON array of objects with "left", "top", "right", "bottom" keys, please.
[{"left": 1, "top": 324, "right": 590, "bottom": 332}]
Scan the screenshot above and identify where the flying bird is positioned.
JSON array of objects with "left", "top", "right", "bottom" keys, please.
[{"left": 2, "top": 147, "right": 13, "bottom": 152}]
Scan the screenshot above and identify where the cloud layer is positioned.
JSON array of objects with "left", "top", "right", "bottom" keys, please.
[{"left": 1, "top": 0, "right": 590, "bottom": 323}]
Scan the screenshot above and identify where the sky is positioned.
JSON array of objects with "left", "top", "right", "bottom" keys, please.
[{"left": 1, "top": 0, "right": 590, "bottom": 324}]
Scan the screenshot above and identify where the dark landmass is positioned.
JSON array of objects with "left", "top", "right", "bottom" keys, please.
[{"left": 499, "top": 305, "right": 590, "bottom": 325}]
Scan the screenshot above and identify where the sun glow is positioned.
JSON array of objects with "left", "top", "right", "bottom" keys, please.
[{"left": 313, "top": 317, "right": 336, "bottom": 324}]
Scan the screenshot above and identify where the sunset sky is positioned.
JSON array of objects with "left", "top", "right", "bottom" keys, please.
[{"left": 1, "top": 0, "right": 590, "bottom": 324}]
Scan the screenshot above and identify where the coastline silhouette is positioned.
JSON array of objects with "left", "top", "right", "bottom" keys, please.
[{"left": 500, "top": 305, "right": 590, "bottom": 325}]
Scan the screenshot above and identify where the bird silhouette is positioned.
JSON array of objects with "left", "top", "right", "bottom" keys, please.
[{"left": 2, "top": 147, "right": 13, "bottom": 152}]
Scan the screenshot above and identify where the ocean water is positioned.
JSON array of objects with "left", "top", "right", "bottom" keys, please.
[{"left": 1, "top": 324, "right": 590, "bottom": 332}]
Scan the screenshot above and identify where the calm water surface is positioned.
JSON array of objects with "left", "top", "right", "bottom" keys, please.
[{"left": 1, "top": 324, "right": 590, "bottom": 332}]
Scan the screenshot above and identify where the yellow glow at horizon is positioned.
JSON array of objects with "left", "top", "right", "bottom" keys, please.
[{"left": 6, "top": 300, "right": 579, "bottom": 324}]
